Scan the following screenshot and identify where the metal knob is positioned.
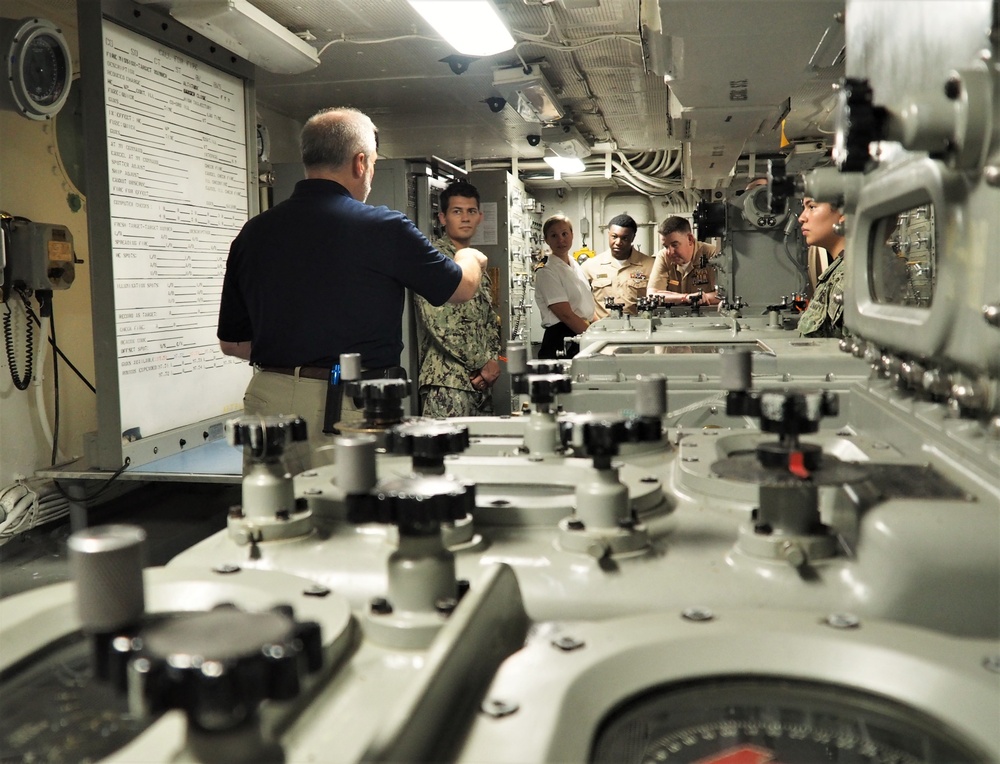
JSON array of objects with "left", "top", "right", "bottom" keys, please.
[
  {"left": 833, "top": 77, "right": 887, "bottom": 172},
  {"left": 225, "top": 415, "right": 307, "bottom": 459},
  {"left": 68, "top": 524, "right": 147, "bottom": 634},
  {"left": 346, "top": 378, "right": 409, "bottom": 424},
  {"left": 385, "top": 421, "right": 470, "bottom": 474},
  {"left": 115, "top": 605, "right": 322, "bottom": 730},
  {"left": 346, "top": 473, "right": 475, "bottom": 530},
  {"left": 511, "top": 372, "right": 572, "bottom": 405},
  {"left": 559, "top": 412, "right": 662, "bottom": 461}
]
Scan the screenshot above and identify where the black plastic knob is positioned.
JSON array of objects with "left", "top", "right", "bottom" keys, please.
[
  {"left": 385, "top": 421, "right": 470, "bottom": 461},
  {"left": 692, "top": 200, "right": 726, "bottom": 237},
  {"left": 346, "top": 378, "right": 409, "bottom": 423},
  {"left": 559, "top": 413, "right": 662, "bottom": 458},
  {"left": 728, "top": 389, "right": 838, "bottom": 436},
  {"left": 226, "top": 415, "right": 307, "bottom": 458},
  {"left": 833, "top": 78, "right": 887, "bottom": 172},
  {"left": 766, "top": 157, "right": 796, "bottom": 215},
  {"left": 685, "top": 291, "right": 704, "bottom": 307},
  {"left": 636, "top": 295, "right": 661, "bottom": 313},
  {"left": 111, "top": 605, "right": 322, "bottom": 731},
  {"left": 525, "top": 359, "right": 571, "bottom": 375},
  {"left": 511, "top": 372, "right": 572, "bottom": 404},
  {"left": 346, "top": 474, "right": 475, "bottom": 531}
]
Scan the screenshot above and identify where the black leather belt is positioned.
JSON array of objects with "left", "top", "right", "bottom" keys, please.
[{"left": 258, "top": 365, "right": 330, "bottom": 380}]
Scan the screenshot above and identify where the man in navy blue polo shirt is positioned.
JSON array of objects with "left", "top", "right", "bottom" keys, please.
[{"left": 217, "top": 107, "right": 486, "bottom": 466}]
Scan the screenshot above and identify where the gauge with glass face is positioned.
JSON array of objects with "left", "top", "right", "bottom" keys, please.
[
  {"left": 0, "top": 17, "right": 73, "bottom": 120},
  {"left": 592, "top": 677, "right": 990, "bottom": 763}
]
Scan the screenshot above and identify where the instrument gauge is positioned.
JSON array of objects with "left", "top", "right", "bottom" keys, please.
[
  {"left": 592, "top": 677, "right": 989, "bottom": 763},
  {"left": 0, "top": 17, "right": 73, "bottom": 120}
]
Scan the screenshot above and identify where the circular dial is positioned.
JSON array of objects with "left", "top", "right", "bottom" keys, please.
[
  {"left": 0, "top": 18, "right": 73, "bottom": 120},
  {"left": 0, "top": 631, "right": 153, "bottom": 763},
  {"left": 24, "top": 32, "right": 68, "bottom": 106},
  {"left": 592, "top": 677, "right": 986, "bottom": 763}
]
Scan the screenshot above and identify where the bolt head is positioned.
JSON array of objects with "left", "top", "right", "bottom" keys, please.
[
  {"left": 370, "top": 597, "right": 393, "bottom": 615},
  {"left": 825, "top": 612, "right": 860, "bottom": 629},
  {"left": 682, "top": 607, "right": 714, "bottom": 622},
  {"left": 551, "top": 635, "right": 585, "bottom": 651},
  {"left": 481, "top": 699, "right": 519, "bottom": 717},
  {"left": 434, "top": 597, "right": 458, "bottom": 615}
]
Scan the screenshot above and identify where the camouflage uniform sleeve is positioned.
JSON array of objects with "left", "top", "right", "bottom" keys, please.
[
  {"left": 418, "top": 280, "right": 493, "bottom": 371},
  {"left": 416, "top": 237, "right": 496, "bottom": 389},
  {"left": 798, "top": 256, "right": 845, "bottom": 338}
]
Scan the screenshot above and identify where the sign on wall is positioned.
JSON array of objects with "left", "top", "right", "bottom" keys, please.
[{"left": 100, "top": 20, "right": 251, "bottom": 451}]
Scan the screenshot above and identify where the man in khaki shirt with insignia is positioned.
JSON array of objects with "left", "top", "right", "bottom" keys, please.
[
  {"left": 581, "top": 214, "right": 654, "bottom": 318},
  {"left": 648, "top": 216, "right": 721, "bottom": 305}
]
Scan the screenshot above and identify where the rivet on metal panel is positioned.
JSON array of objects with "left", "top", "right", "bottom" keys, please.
[
  {"left": 825, "top": 613, "right": 860, "bottom": 629},
  {"left": 682, "top": 607, "right": 714, "bottom": 622},
  {"left": 982, "top": 303, "right": 1000, "bottom": 326},
  {"left": 434, "top": 597, "right": 458, "bottom": 615},
  {"left": 551, "top": 635, "right": 585, "bottom": 651},
  {"left": 481, "top": 699, "right": 520, "bottom": 717}
]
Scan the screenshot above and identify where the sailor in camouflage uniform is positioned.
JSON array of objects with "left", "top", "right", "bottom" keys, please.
[
  {"left": 416, "top": 181, "right": 502, "bottom": 417},
  {"left": 796, "top": 197, "right": 848, "bottom": 338}
]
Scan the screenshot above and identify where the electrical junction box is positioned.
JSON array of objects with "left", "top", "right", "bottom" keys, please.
[{"left": 6, "top": 221, "right": 75, "bottom": 291}]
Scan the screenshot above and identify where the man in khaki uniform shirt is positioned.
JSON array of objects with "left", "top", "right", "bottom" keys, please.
[
  {"left": 581, "top": 214, "right": 654, "bottom": 318},
  {"left": 648, "top": 215, "right": 720, "bottom": 305}
]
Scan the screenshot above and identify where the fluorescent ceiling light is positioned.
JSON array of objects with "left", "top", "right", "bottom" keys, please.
[
  {"left": 542, "top": 124, "right": 592, "bottom": 159},
  {"left": 493, "top": 66, "right": 565, "bottom": 123},
  {"left": 158, "top": 0, "right": 320, "bottom": 73},
  {"left": 544, "top": 156, "right": 586, "bottom": 174},
  {"left": 408, "top": 0, "right": 515, "bottom": 57}
]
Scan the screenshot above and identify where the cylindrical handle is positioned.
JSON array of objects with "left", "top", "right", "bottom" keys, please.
[
  {"left": 68, "top": 524, "right": 147, "bottom": 632},
  {"left": 635, "top": 375, "right": 667, "bottom": 418},
  {"left": 720, "top": 348, "right": 752, "bottom": 392},
  {"left": 336, "top": 435, "right": 378, "bottom": 493},
  {"left": 340, "top": 353, "right": 362, "bottom": 381},
  {"left": 506, "top": 342, "right": 528, "bottom": 375}
]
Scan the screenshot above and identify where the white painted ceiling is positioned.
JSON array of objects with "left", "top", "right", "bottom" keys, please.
[
  {"left": 245, "top": 0, "right": 846, "bottom": 192},
  {"left": 22, "top": 0, "right": 846, "bottom": 192}
]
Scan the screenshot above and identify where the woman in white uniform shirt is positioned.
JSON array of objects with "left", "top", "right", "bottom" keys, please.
[{"left": 534, "top": 215, "right": 596, "bottom": 359}]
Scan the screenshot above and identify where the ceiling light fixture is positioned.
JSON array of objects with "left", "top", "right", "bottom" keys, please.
[
  {"left": 492, "top": 65, "right": 565, "bottom": 123},
  {"left": 542, "top": 124, "right": 592, "bottom": 159},
  {"left": 544, "top": 155, "right": 587, "bottom": 174},
  {"left": 140, "top": 0, "right": 321, "bottom": 74},
  {"left": 408, "top": 0, "right": 515, "bottom": 57}
]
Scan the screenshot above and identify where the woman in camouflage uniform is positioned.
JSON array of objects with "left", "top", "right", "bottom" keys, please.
[{"left": 797, "top": 197, "right": 847, "bottom": 338}]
